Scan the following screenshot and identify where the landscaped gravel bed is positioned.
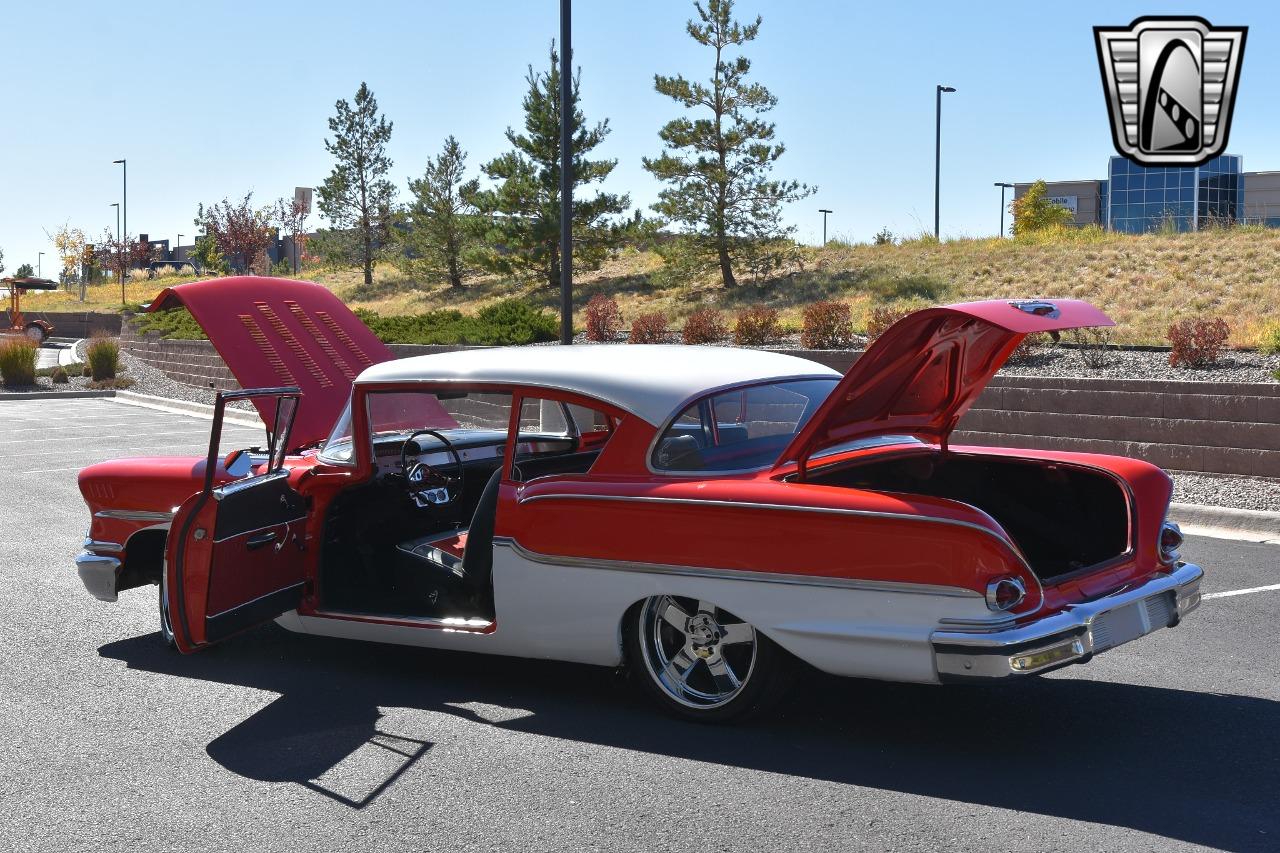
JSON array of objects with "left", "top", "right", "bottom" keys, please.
[
  {"left": 121, "top": 351, "right": 255, "bottom": 411},
  {"left": 999, "top": 346, "right": 1280, "bottom": 384},
  {"left": 1171, "top": 471, "right": 1280, "bottom": 513}
]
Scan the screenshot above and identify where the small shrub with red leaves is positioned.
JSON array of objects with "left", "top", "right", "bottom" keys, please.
[
  {"left": 681, "top": 307, "right": 728, "bottom": 345},
  {"left": 863, "top": 306, "right": 911, "bottom": 343},
  {"left": 584, "top": 294, "right": 623, "bottom": 342},
  {"left": 1167, "top": 317, "right": 1230, "bottom": 368},
  {"left": 733, "top": 305, "right": 781, "bottom": 346},
  {"left": 629, "top": 312, "right": 669, "bottom": 344},
  {"left": 801, "top": 301, "right": 855, "bottom": 349}
]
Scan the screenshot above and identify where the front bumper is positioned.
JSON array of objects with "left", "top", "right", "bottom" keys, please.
[
  {"left": 932, "top": 562, "right": 1203, "bottom": 680},
  {"left": 76, "top": 551, "right": 122, "bottom": 602}
]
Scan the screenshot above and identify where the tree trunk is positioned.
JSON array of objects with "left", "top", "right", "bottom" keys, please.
[
  {"left": 363, "top": 226, "right": 373, "bottom": 285},
  {"left": 718, "top": 244, "right": 736, "bottom": 289}
]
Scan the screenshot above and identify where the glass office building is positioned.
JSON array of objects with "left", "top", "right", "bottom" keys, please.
[{"left": 1106, "top": 155, "right": 1243, "bottom": 233}]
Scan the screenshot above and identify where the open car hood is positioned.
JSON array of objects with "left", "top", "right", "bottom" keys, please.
[
  {"left": 780, "top": 299, "right": 1114, "bottom": 472},
  {"left": 149, "top": 276, "right": 396, "bottom": 449}
]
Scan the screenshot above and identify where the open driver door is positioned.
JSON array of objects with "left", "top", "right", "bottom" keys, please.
[{"left": 165, "top": 387, "right": 308, "bottom": 653}]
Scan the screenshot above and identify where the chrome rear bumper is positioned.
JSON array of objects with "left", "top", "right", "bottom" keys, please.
[
  {"left": 932, "top": 562, "right": 1203, "bottom": 680},
  {"left": 76, "top": 551, "right": 122, "bottom": 603}
]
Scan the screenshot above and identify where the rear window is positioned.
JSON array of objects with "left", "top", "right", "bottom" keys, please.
[{"left": 651, "top": 379, "right": 837, "bottom": 473}]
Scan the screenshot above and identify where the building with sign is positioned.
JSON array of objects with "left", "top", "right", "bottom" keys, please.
[{"left": 1014, "top": 154, "right": 1280, "bottom": 233}]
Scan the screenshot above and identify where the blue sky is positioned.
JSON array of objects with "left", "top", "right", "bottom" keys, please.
[{"left": 2, "top": 1, "right": 1277, "bottom": 275}]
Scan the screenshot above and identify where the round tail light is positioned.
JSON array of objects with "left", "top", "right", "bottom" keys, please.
[
  {"left": 1159, "top": 521, "right": 1184, "bottom": 565},
  {"left": 985, "top": 577, "right": 1027, "bottom": 612}
]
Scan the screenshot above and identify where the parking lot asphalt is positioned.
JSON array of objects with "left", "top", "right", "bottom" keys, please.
[{"left": 2, "top": 397, "right": 1278, "bottom": 853}]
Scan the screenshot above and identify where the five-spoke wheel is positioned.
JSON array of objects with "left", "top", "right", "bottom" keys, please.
[{"left": 626, "top": 595, "right": 787, "bottom": 722}]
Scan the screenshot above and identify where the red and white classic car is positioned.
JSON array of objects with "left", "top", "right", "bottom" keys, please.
[{"left": 77, "top": 277, "right": 1203, "bottom": 721}]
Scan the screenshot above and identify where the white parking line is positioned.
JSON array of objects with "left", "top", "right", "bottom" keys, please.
[{"left": 1204, "top": 583, "right": 1280, "bottom": 600}]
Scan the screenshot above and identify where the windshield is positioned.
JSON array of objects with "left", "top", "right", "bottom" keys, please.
[
  {"left": 651, "top": 378, "right": 838, "bottom": 473},
  {"left": 318, "top": 389, "right": 510, "bottom": 465},
  {"left": 318, "top": 398, "right": 357, "bottom": 465}
]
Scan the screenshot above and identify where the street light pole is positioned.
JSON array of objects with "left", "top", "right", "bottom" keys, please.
[
  {"left": 113, "top": 159, "right": 127, "bottom": 272},
  {"left": 818, "top": 209, "right": 833, "bottom": 245},
  {"left": 176, "top": 234, "right": 183, "bottom": 264},
  {"left": 558, "top": 0, "right": 574, "bottom": 346},
  {"left": 111, "top": 203, "right": 122, "bottom": 304},
  {"left": 994, "top": 183, "right": 1014, "bottom": 237},
  {"left": 934, "top": 85, "right": 956, "bottom": 240},
  {"left": 37, "top": 252, "right": 44, "bottom": 279}
]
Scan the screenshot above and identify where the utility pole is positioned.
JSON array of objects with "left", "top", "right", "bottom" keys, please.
[
  {"left": 558, "top": 0, "right": 574, "bottom": 345},
  {"left": 994, "top": 182, "right": 1014, "bottom": 237},
  {"left": 818, "top": 209, "right": 833, "bottom": 246},
  {"left": 934, "top": 85, "right": 955, "bottom": 239}
]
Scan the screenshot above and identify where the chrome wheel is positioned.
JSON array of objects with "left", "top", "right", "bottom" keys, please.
[
  {"left": 637, "top": 595, "right": 757, "bottom": 710},
  {"left": 159, "top": 577, "right": 176, "bottom": 649}
]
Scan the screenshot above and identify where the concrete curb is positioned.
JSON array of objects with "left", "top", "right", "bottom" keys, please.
[
  {"left": 60, "top": 339, "right": 85, "bottom": 367},
  {"left": 113, "top": 390, "right": 263, "bottom": 430},
  {"left": 0, "top": 389, "right": 117, "bottom": 401},
  {"left": 1168, "top": 501, "right": 1280, "bottom": 544}
]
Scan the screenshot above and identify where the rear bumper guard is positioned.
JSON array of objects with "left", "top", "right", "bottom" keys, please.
[{"left": 932, "top": 562, "right": 1203, "bottom": 680}]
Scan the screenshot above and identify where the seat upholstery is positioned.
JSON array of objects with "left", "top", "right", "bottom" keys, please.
[{"left": 395, "top": 468, "right": 502, "bottom": 598}]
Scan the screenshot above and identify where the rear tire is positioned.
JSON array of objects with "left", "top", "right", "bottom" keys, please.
[
  {"left": 624, "top": 595, "right": 791, "bottom": 723},
  {"left": 24, "top": 324, "right": 46, "bottom": 345}
]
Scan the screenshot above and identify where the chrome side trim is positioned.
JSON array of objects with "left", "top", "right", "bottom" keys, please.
[
  {"left": 310, "top": 608, "right": 494, "bottom": 631},
  {"left": 75, "top": 551, "right": 122, "bottom": 602},
  {"left": 494, "top": 536, "right": 982, "bottom": 598},
  {"left": 94, "top": 509, "right": 175, "bottom": 522},
  {"left": 83, "top": 537, "right": 123, "bottom": 554},
  {"left": 515, "top": 492, "right": 1031, "bottom": 570}
]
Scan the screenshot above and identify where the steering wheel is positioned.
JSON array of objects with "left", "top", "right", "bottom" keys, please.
[{"left": 400, "top": 429, "right": 465, "bottom": 508}]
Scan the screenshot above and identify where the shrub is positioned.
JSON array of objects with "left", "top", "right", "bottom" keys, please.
[
  {"left": 584, "top": 294, "right": 624, "bottom": 342},
  {"left": 50, "top": 366, "right": 69, "bottom": 384},
  {"left": 801, "top": 301, "right": 855, "bottom": 349},
  {"left": 1259, "top": 323, "right": 1280, "bottom": 355},
  {"left": 681, "top": 307, "right": 728, "bottom": 345},
  {"left": 733, "top": 305, "right": 781, "bottom": 346},
  {"left": 1167, "top": 317, "right": 1231, "bottom": 368},
  {"left": 629, "top": 312, "right": 668, "bottom": 344},
  {"left": 86, "top": 336, "right": 121, "bottom": 380},
  {"left": 0, "top": 338, "right": 38, "bottom": 387},
  {"left": 357, "top": 299, "right": 557, "bottom": 346},
  {"left": 82, "top": 364, "right": 93, "bottom": 377},
  {"left": 132, "top": 307, "right": 207, "bottom": 340},
  {"left": 873, "top": 227, "right": 894, "bottom": 246},
  {"left": 1005, "top": 333, "right": 1047, "bottom": 365},
  {"left": 1070, "top": 327, "right": 1114, "bottom": 369},
  {"left": 864, "top": 306, "right": 911, "bottom": 343},
  {"left": 88, "top": 377, "right": 136, "bottom": 390}
]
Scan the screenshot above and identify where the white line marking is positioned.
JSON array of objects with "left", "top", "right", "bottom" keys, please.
[{"left": 1204, "top": 583, "right": 1280, "bottom": 600}]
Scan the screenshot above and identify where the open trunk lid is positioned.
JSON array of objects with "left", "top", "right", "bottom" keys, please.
[
  {"left": 781, "top": 299, "right": 1114, "bottom": 472},
  {"left": 149, "top": 276, "right": 395, "bottom": 449}
]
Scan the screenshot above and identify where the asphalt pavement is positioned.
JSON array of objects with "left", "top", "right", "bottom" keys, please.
[{"left": 2, "top": 397, "right": 1278, "bottom": 853}]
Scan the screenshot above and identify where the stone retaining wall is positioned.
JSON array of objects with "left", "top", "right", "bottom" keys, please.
[
  {"left": 21, "top": 310, "right": 121, "bottom": 338},
  {"left": 118, "top": 327, "right": 1280, "bottom": 477}
]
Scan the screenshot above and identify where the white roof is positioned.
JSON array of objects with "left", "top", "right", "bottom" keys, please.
[{"left": 357, "top": 345, "right": 840, "bottom": 425}]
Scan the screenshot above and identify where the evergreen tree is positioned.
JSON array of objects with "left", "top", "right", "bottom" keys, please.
[
  {"left": 470, "top": 44, "right": 629, "bottom": 290},
  {"left": 644, "top": 0, "right": 813, "bottom": 288},
  {"left": 318, "top": 82, "right": 395, "bottom": 285},
  {"left": 15, "top": 263, "right": 34, "bottom": 279},
  {"left": 403, "top": 136, "right": 480, "bottom": 289}
]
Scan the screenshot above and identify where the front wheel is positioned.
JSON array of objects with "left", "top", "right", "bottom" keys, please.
[
  {"left": 158, "top": 578, "right": 176, "bottom": 650},
  {"left": 624, "top": 595, "right": 791, "bottom": 723},
  {"left": 24, "top": 324, "right": 46, "bottom": 345}
]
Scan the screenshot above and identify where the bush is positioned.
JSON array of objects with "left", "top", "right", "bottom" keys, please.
[
  {"left": 132, "top": 308, "right": 207, "bottom": 340},
  {"left": 50, "top": 366, "right": 69, "bottom": 384},
  {"left": 873, "top": 227, "right": 894, "bottom": 246},
  {"left": 86, "top": 336, "right": 121, "bottom": 380},
  {"left": 801, "top": 301, "right": 855, "bottom": 349},
  {"left": 681, "top": 307, "right": 728, "bottom": 345},
  {"left": 864, "top": 306, "right": 911, "bottom": 343},
  {"left": 82, "top": 364, "right": 92, "bottom": 377},
  {"left": 88, "top": 377, "right": 136, "bottom": 390},
  {"left": 584, "top": 294, "right": 624, "bottom": 342},
  {"left": 1259, "top": 323, "right": 1280, "bottom": 355},
  {"left": 1005, "top": 333, "right": 1047, "bottom": 365},
  {"left": 733, "top": 305, "right": 781, "bottom": 346},
  {"left": 629, "top": 312, "right": 668, "bottom": 344},
  {"left": 1167, "top": 317, "right": 1230, "bottom": 368},
  {"left": 0, "top": 338, "right": 38, "bottom": 387},
  {"left": 357, "top": 299, "right": 557, "bottom": 346},
  {"left": 1071, "top": 327, "right": 1114, "bottom": 369}
]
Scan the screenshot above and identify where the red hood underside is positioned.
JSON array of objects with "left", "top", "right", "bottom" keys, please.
[
  {"left": 149, "top": 276, "right": 397, "bottom": 448},
  {"left": 781, "top": 298, "right": 1114, "bottom": 470}
]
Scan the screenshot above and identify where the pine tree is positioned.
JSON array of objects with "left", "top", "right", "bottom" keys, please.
[
  {"left": 403, "top": 136, "right": 480, "bottom": 289},
  {"left": 470, "top": 44, "right": 629, "bottom": 290},
  {"left": 318, "top": 82, "right": 395, "bottom": 285},
  {"left": 644, "top": 0, "right": 813, "bottom": 288}
]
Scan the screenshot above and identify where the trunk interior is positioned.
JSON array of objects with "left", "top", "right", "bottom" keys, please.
[{"left": 806, "top": 451, "right": 1131, "bottom": 583}]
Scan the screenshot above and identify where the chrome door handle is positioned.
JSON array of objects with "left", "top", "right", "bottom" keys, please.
[{"left": 246, "top": 531, "right": 278, "bottom": 551}]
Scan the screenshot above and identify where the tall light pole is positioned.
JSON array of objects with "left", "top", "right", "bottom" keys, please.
[
  {"left": 111, "top": 203, "right": 122, "bottom": 304},
  {"left": 558, "top": 0, "right": 574, "bottom": 345},
  {"left": 994, "top": 183, "right": 1014, "bottom": 237},
  {"left": 934, "top": 85, "right": 956, "bottom": 240},
  {"left": 818, "top": 209, "right": 833, "bottom": 246},
  {"left": 113, "top": 158, "right": 127, "bottom": 264},
  {"left": 37, "top": 252, "right": 44, "bottom": 278}
]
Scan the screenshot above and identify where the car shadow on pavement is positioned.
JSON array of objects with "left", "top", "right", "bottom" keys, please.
[{"left": 101, "top": 624, "right": 1278, "bottom": 850}]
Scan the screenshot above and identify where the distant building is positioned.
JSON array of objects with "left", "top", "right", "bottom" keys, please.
[{"left": 1015, "top": 154, "right": 1280, "bottom": 233}]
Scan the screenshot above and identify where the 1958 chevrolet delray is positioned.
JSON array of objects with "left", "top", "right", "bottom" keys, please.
[{"left": 76, "top": 277, "right": 1202, "bottom": 721}]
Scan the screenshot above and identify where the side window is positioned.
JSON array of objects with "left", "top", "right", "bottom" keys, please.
[{"left": 512, "top": 396, "right": 614, "bottom": 482}]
